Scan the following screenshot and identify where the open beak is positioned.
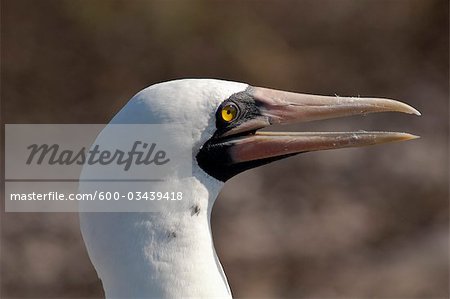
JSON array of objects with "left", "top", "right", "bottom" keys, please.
[
  {"left": 197, "top": 86, "right": 420, "bottom": 181},
  {"left": 224, "top": 86, "right": 420, "bottom": 163}
]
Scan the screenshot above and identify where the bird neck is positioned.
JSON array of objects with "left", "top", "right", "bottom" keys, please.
[{"left": 80, "top": 173, "right": 231, "bottom": 299}]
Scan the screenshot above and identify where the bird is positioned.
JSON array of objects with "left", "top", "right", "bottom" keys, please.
[{"left": 79, "top": 79, "right": 420, "bottom": 299}]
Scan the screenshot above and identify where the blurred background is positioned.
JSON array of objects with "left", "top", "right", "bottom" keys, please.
[{"left": 1, "top": 0, "right": 448, "bottom": 298}]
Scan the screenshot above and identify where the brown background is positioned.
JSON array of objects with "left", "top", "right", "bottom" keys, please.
[{"left": 1, "top": 0, "right": 449, "bottom": 298}]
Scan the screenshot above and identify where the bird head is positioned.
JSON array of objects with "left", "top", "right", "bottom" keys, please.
[{"left": 113, "top": 79, "right": 420, "bottom": 183}]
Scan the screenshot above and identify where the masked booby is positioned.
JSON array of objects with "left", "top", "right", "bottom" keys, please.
[{"left": 79, "top": 79, "right": 420, "bottom": 299}]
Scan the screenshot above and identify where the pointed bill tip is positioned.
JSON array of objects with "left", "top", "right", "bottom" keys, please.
[
  {"left": 394, "top": 132, "right": 420, "bottom": 141},
  {"left": 370, "top": 98, "right": 421, "bottom": 116},
  {"left": 367, "top": 131, "right": 420, "bottom": 145},
  {"left": 413, "top": 109, "right": 422, "bottom": 116},
  {"left": 400, "top": 103, "right": 421, "bottom": 116}
]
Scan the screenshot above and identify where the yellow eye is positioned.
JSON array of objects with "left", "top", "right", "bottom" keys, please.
[{"left": 221, "top": 103, "right": 238, "bottom": 122}]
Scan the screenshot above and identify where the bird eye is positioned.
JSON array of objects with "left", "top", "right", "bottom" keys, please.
[{"left": 220, "top": 103, "right": 239, "bottom": 122}]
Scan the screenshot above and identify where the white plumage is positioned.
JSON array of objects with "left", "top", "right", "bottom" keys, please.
[{"left": 80, "top": 80, "right": 247, "bottom": 298}]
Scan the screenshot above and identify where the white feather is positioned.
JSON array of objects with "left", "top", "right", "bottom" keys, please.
[{"left": 80, "top": 79, "right": 248, "bottom": 298}]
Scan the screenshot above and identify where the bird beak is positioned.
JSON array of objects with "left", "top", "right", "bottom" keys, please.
[
  {"left": 197, "top": 86, "right": 420, "bottom": 181},
  {"left": 225, "top": 86, "right": 421, "bottom": 164}
]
